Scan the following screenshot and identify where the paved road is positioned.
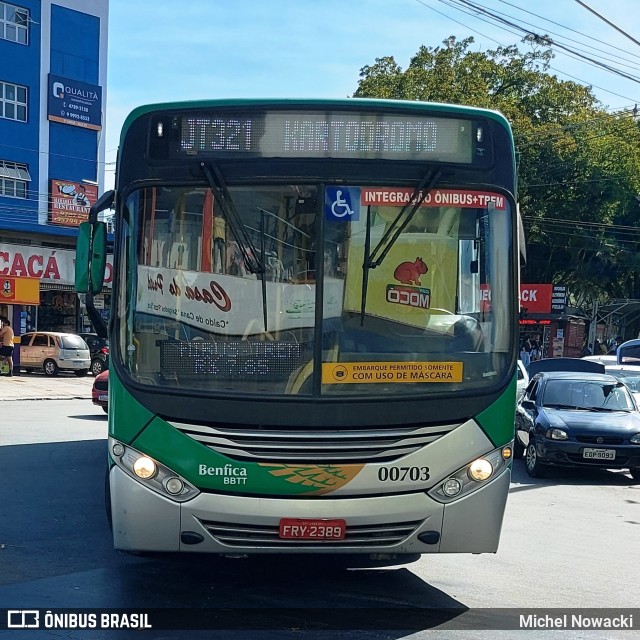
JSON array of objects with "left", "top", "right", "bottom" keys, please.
[
  {"left": 0, "top": 371, "right": 94, "bottom": 401},
  {"left": 1, "top": 398, "right": 639, "bottom": 639}
]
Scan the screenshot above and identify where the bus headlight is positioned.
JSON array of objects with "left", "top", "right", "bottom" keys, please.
[
  {"left": 109, "top": 437, "right": 199, "bottom": 502},
  {"left": 468, "top": 458, "right": 493, "bottom": 481},
  {"left": 133, "top": 456, "right": 157, "bottom": 479},
  {"left": 429, "top": 445, "right": 510, "bottom": 503}
]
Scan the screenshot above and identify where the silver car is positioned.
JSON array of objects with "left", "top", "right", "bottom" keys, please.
[{"left": 19, "top": 332, "right": 91, "bottom": 376}]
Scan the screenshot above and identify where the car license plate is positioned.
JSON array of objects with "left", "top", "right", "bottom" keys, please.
[
  {"left": 583, "top": 448, "right": 616, "bottom": 460},
  {"left": 279, "top": 518, "right": 346, "bottom": 540},
  {"left": 98, "top": 395, "right": 108, "bottom": 402}
]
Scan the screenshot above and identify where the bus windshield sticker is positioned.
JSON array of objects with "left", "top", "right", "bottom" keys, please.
[
  {"left": 325, "top": 186, "right": 360, "bottom": 221},
  {"left": 361, "top": 188, "right": 506, "bottom": 210},
  {"left": 322, "top": 362, "right": 463, "bottom": 384}
]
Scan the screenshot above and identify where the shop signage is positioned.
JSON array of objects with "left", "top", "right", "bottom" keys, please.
[
  {"left": 0, "top": 245, "right": 113, "bottom": 288},
  {"left": 50, "top": 179, "right": 98, "bottom": 227},
  {"left": 481, "top": 283, "right": 567, "bottom": 315},
  {"left": 0, "top": 275, "right": 40, "bottom": 305},
  {"left": 47, "top": 74, "right": 102, "bottom": 131},
  {"left": 551, "top": 285, "right": 568, "bottom": 312},
  {"left": 519, "top": 284, "right": 553, "bottom": 314}
]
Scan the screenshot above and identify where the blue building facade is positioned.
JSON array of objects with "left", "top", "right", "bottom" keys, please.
[{"left": 0, "top": 0, "right": 109, "bottom": 351}]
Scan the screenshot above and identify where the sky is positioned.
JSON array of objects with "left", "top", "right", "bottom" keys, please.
[{"left": 103, "top": 0, "right": 640, "bottom": 189}]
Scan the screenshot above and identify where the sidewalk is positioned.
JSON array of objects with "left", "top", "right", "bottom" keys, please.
[{"left": 0, "top": 372, "right": 94, "bottom": 401}]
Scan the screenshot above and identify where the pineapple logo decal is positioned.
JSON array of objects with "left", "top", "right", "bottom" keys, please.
[{"left": 259, "top": 463, "right": 364, "bottom": 495}]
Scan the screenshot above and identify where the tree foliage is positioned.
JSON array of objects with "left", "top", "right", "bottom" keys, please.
[{"left": 353, "top": 36, "right": 640, "bottom": 310}]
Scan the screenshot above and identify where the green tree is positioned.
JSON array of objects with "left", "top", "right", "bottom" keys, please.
[{"left": 354, "top": 36, "right": 640, "bottom": 311}]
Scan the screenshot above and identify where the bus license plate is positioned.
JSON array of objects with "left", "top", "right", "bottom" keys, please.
[
  {"left": 279, "top": 518, "right": 346, "bottom": 540},
  {"left": 583, "top": 448, "right": 615, "bottom": 460}
]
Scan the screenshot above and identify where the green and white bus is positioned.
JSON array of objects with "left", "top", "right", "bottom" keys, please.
[{"left": 77, "top": 98, "right": 519, "bottom": 561}]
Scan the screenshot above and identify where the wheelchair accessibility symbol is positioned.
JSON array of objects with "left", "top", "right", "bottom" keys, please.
[{"left": 325, "top": 187, "right": 360, "bottom": 222}]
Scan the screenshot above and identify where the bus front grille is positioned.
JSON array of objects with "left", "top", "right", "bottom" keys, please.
[
  {"left": 171, "top": 422, "right": 458, "bottom": 463},
  {"left": 198, "top": 519, "right": 422, "bottom": 547}
]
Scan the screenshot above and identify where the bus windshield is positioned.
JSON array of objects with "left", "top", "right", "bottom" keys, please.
[{"left": 117, "top": 181, "right": 513, "bottom": 397}]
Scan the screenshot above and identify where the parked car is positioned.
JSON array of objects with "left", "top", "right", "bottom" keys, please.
[
  {"left": 19, "top": 332, "right": 90, "bottom": 377},
  {"left": 515, "top": 370, "right": 640, "bottom": 480},
  {"left": 91, "top": 369, "right": 108, "bottom": 413},
  {"left": 582, "top": 354, "right": 617, "bottom": 366},
  {"left": 79, "top": 332, "right": 109, "bottom": 375},
  {"left": 604, "top": 364, "right": 640, "bottom": 402},
  {"left": 516, "top": 360, "right": 528, "bottom": 404}
]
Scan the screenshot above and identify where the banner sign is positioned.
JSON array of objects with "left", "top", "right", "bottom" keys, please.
[
  {"left": 50, "top": 179, "right": 98, "bottom": 226},
  {"left": 519, "top": 284, "right": 554, "bottom": 314},
  {"left": 137, "top": 266, "right": 343, "bottom": 335},
  {"left": 481, "top": 283, "right": 564, "bottom": 315},
  {"left": 0, "top": 244, "right": 113, "bottom": 288},
  {"left": 47, "top": 74, "right": 102, "bottom": 131}
]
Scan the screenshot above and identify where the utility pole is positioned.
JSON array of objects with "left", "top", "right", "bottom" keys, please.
[{"left": 588, "top": 300, "right": 598, "bottom": 353}]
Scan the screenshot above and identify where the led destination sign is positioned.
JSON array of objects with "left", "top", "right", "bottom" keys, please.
[{"left": 158, "top": 111, "right": 477, "bottom": 162}]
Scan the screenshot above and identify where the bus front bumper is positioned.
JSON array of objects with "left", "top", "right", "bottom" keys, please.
[{"left": 108, "top": 465, "right": 510, "bottom": 555}]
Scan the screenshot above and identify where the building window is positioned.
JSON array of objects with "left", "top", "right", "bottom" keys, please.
[
  {"left": 0, "top": 2, "right": 28, "bottom": 45},
  {"left": 0, "top": 80, "right": 27, "bottom": 121},
  {"left": 0, "top": 160, "right": 31, "bottom": 198}
]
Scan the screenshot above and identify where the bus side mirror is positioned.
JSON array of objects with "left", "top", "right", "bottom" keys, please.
[{"left": 76, "top": 221, "right": 107, "bottom": 295}]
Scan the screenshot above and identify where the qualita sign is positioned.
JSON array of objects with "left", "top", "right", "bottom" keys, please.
[{"left": 47, "top": 74, "right": 102, "bottom": 131}]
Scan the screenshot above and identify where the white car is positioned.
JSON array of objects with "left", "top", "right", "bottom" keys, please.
[
  {"left": 604, "top": 364, "right": 640, "bottom": 405},
  {"left": 516, "top": 359, "right": 528, "bottom": 404},
  {"left": 19, "top": 332, "right": 91, "bottom": 376},
  {"left": 582, "top": 354, "right": 617, "bottom": 366}
]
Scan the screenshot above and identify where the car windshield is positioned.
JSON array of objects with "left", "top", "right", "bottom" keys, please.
[
  {"left": 542, "top": 379, "right": 635, "bottom": 411},
  {"left": 61, "top": 335, "right": 87, "bottom": 350}
]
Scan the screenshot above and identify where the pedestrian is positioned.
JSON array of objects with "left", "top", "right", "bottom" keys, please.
[
  {"left": 529, "top": 334, "right": 541, "bottom": 361},
  {"left": 520, "top": 338, "right": 531, "bottom": 367},
  {"left": 0, "top": 317, "right": 15, "bottom": 376}
]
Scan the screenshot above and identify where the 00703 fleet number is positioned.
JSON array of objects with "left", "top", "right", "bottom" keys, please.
[{"left": 377, "top": 466, "right": 430, "bottom": 482}]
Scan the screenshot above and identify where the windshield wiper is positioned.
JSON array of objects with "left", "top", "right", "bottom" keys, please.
[
  {"left": 544, "top": 403, "right": 579, "bottom": 410},
  {"left": 360, "top": 169, "right": 442, "bottom": 325},
  {"left": 201, "top": 162, "right": 264, "bottom": 275},
  {"left": 200, "top": 162, "right": 269, "bottom": 330}
]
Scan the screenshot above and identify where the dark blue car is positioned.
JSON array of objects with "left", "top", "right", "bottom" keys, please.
[{"left": 515, "top": 371, "right": 640, "bottom": 480}]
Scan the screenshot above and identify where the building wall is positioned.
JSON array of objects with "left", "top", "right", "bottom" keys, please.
[
  {"left": 0, "top": 0, "right": 109, "bottom": 347},
  {"left": 0, "top": 0, "right": 108, "bottom": 238}
]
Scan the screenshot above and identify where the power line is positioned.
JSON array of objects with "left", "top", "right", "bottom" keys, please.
[
  {"left": 497, "top": 0, "right": 640, "bottom": 59},
  {"left": 573, "top": 0, "right": 640, "bottom": 49}
]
